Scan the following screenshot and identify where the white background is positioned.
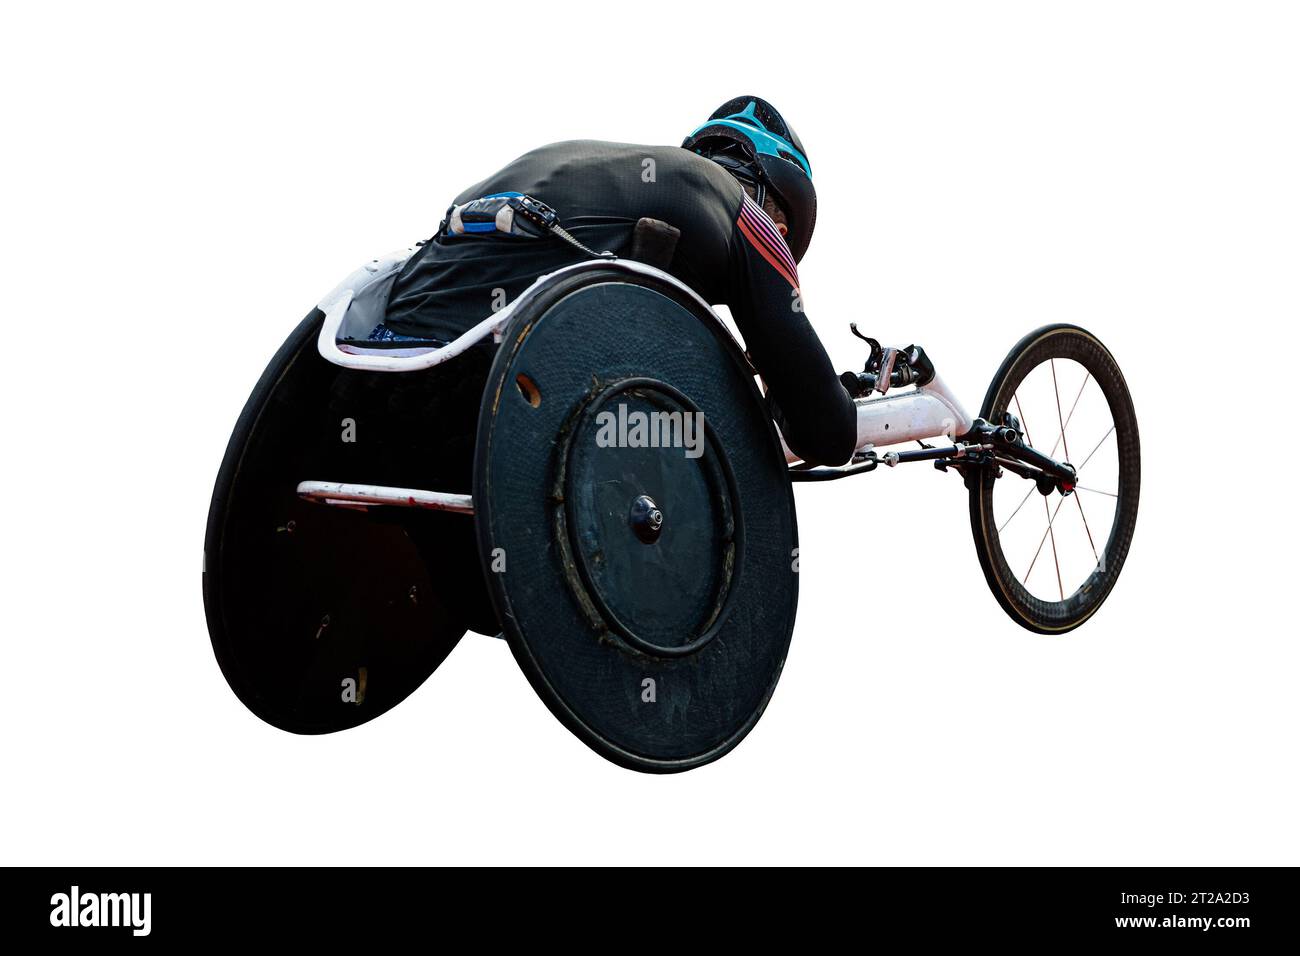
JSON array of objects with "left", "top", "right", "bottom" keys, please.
[{"left": 2, "top": 1, "right": 1296, "bottom": 865}]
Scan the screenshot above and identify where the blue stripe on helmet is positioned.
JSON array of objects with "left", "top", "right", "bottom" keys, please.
[{"left": 686, "top": 101, "right": 812, "bottom": 177}]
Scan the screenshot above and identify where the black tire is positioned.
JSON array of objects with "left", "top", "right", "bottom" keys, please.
[
  {"left": 473, "top": 264, "right": 799, "bottom": 772},
  {"left": 969, "top": 324, "right": 1140, "bottom": 634},
  {"left": 203, "top": 310, "right": 489, "bottom": 733}
]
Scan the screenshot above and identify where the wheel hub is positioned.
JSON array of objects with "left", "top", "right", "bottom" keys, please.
[{"left": 629, "top": 494, "right": 664, "bottom": 544}]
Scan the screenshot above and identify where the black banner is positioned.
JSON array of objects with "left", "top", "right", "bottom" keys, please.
[{"left": 5, "top": 867, "right": 1292, "bottom": 944}]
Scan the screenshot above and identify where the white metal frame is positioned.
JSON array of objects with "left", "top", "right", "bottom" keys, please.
[
  {"left": 315, "top": 250, "right": 745, "bottom": 373},
  {"left": 296, "top": 481, "right": 474, "bottom": 514},
  {"left": 847, "top": 374, "right": 973, "bottom": 453},
  {"left": 298, "top": 251, "right": 975, "bottom": 514}
]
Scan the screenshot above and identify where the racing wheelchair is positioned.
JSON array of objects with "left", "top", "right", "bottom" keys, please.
[{"left": 203, "top": 240, "right": 1140, "bottom": 772}]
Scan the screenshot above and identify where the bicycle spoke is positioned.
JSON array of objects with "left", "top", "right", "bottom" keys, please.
[
  {"left": 1075, "top": 484, "right": 1117, "bottom": 498},
  {"left": 1077, "top": 425, "right": 1116, "bottom": 473},
  {"left": 1014, "top": 394, "right": 1034, "bottom": 447},
  {"left": 1059, "top": 373, "right": 1089, "bottom": 456},
  {"left": 1025, "top": 494, "right": 1067, "bottom": 583},
  {"left": 998, "top": 485, "right": 1037, "bottom": 534},
  {"left": 1074, "top": 491, "right": 1099, "bottom": 564},
  {"left": 1048, "top": 505, "right": 1064, "bottom": 601},
  {"left": 1051, "top": 359, "right": 1072, "bottom": 462},
  {"left": 1007, "top": 371, "right": 1086, "bottom": 464}
]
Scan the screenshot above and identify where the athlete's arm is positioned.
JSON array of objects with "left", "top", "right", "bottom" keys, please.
[{"left": 726, "top": 194, "right": 857, "bottom": 466}]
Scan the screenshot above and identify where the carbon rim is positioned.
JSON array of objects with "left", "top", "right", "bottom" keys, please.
[{"left": 971, "top": 325, "right": 1140, "bottom": 634}]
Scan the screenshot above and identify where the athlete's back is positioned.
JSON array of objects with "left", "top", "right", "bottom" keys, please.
[{"left": 386, "top": 141, "right": 744, "bottom": 341}]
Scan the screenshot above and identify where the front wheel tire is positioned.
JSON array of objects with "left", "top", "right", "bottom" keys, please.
[{"left": 969, "top": 324, "right": 1140, "bottom": 634}]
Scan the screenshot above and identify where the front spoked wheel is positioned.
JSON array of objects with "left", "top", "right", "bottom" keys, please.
[{"left": 970, "top": 324, "right": 1140, "bottom": 633}]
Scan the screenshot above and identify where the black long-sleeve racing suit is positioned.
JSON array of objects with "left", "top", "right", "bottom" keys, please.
[{"left": 385, "top": 140, "right": 857, "bottom": 466}]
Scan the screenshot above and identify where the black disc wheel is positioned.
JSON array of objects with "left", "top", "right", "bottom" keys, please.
[
  {"left": 969, "top": 324, "right": 1140, "bottom": 634},
  {"left": 203, "top": 310, "right": 494, "bottom": 733},
  {"left": 474, "top": 264, "right": 799, "bottom": 772}
]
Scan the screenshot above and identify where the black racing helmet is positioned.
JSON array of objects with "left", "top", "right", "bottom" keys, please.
[{"left": 682, "top": 95, "right": 816, "bottom": 262}]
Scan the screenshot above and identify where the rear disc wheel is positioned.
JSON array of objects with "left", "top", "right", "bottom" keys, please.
[
  {"left": 203, "top": 310, "right": 487, "bottom": 733},
  {"left": 474, "top": 267, "right": 800, "bottom": 772}
]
